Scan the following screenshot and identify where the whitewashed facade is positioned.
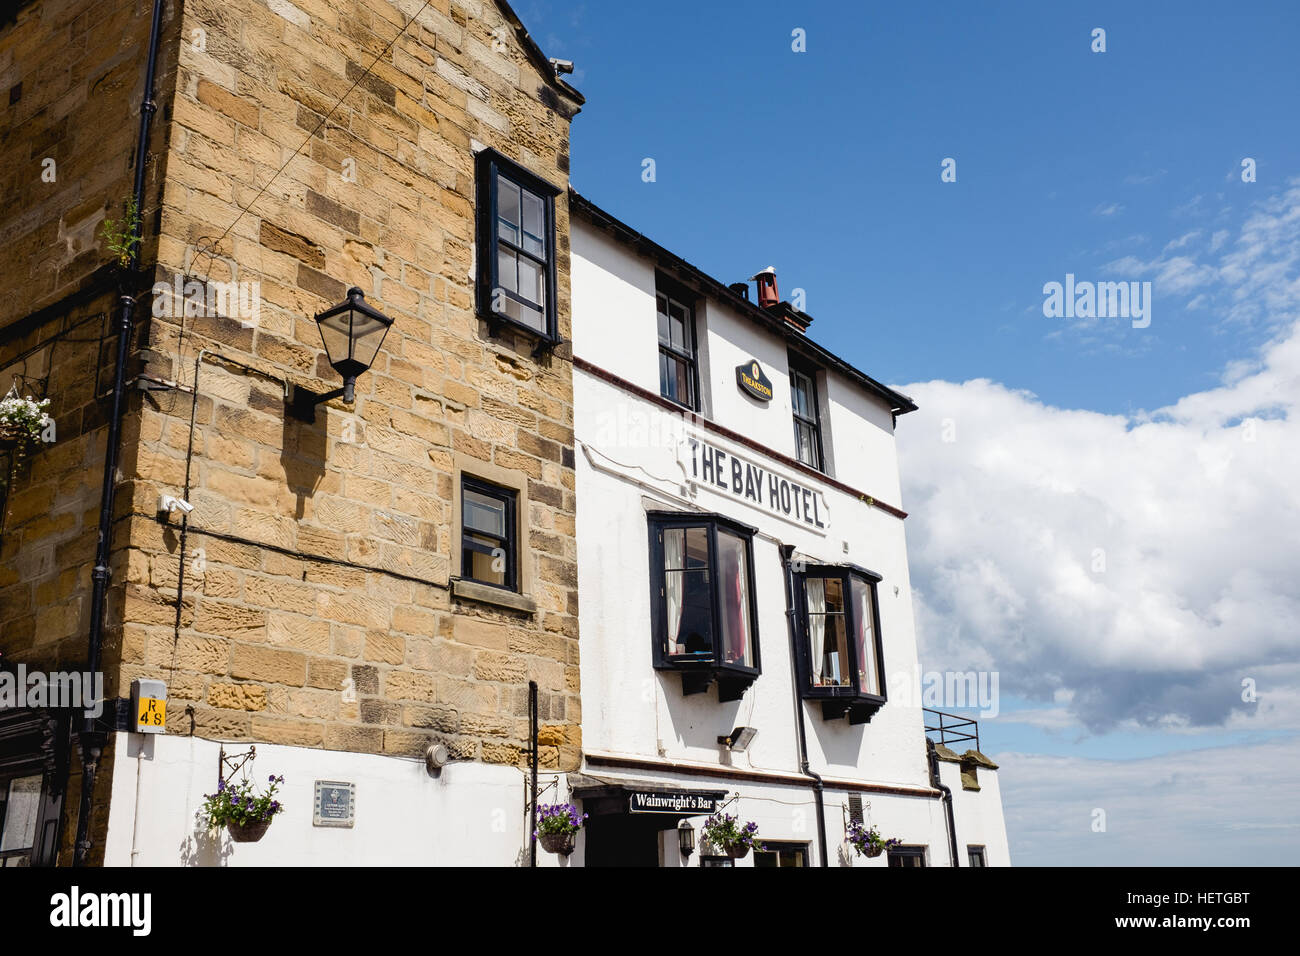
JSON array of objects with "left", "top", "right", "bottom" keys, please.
[{"left": 568, "top": 193, "right": 1010, "bottom": 867}]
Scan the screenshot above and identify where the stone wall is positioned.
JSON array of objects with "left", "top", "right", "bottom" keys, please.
[{"left": 125, "top": 0, "right": 582, "bottom": 769}]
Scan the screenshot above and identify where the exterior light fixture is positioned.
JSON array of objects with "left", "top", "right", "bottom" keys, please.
[
  {"left": 717, "top": 726, "right": 757, "bottom": 752},
  {"left": 677, "top": 819, "right": 696, "bottom": 858},
  {"left": 288, "top": 286, "right": 394, "bottom": 422}
]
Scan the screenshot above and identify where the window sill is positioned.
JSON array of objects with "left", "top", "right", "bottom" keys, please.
[
  {"left": 452, "top": 578, "right": 537, "bottom": 615},
  {"left": 810, "top": 693, "right": 886, "bottom": 725},
  {"left": 479, "top": 307, "right": 558, "bottom": 348},
  {"left": 657, "top": 660, "right": 759, "bottom": 702}
]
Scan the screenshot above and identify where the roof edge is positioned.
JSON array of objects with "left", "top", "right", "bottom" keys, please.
[
  {"left": 568, "top": 189, "right": 917, "bottom": 416},
  {"left": 494, "top": 0, "right": 585, "bottom": 106}
]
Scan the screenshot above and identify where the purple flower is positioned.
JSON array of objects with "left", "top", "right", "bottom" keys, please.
[
  {"left": 217, "top": 778, "right": 225, "bottom": 792},
  {"left": 269, "top": 774, "right": 276, "bottom": 782}
]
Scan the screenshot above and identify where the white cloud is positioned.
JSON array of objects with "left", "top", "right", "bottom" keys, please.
[{"left": 899, "top": 182, "right": 1300, "bottom": 733}]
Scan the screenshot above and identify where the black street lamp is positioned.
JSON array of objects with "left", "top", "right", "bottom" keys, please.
[{"left": 288, "top": 287, "right": 394, "bottom": 422}]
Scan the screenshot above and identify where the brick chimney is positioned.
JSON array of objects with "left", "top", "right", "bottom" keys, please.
[{"left": 751, "top": 266, "right": 779, "bottom": 309}]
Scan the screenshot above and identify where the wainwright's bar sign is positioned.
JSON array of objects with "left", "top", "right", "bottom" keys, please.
[{"left": 629, "top": 791, "right": 721, "bottom": 814}]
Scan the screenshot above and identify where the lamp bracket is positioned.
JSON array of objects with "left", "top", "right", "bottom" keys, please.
[{"left": 285, "top": 381, "right": 347, "bottom": 423}]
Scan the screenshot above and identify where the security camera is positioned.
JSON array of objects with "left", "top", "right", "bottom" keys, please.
[
  {"left": 549, "top": 57, "right": 574, "bottom": 76},
  {"left": 158, "top": 494, "right": 194, "bottom": 517}
]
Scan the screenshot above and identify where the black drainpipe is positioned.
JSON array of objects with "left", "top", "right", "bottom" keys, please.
[
  {"left": 73, "top": 0, "right": 165, "bottom": 868},
  {"left": 528, "top": 680, "right": 538, "bottom": 868},
  {"left": 927, "top": 739, "right": 960, "bottom": 866},
  {"left": 779, "top": 544, "right": 829, "bottom": 867}
]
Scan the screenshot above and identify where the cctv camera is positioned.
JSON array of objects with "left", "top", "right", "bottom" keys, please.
[{"left": 549, "top": 57, "right": 574, "bottom": 75}]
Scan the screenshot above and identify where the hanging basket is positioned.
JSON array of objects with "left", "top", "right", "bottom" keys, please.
[
  {"left": 0, "top": 422, "right": 24, "bottom": 449},
  {"left": 538, "top": 830, "right": 576, "bottom": 856},
  {"left": 864, "top": 844, "right": 884, "bottom": 858},
  {"left": 226, "top": 818, "right": 273, "bottom": 843},
  {"left": 726, "top": 843, "right": 751, "bottom": 859}
]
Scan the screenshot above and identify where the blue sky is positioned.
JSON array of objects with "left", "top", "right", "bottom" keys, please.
[
  {"left": 539, "top": 0, "right": 1300, "bottom": 413},
  {"left": 533, "top": 0, "right": 1300, "bottom": 864}
]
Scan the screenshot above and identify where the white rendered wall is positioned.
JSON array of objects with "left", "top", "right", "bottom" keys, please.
[
  {"left": 939, "top": 758, "right": 1012, "bottom": 866},
  {"left": 102, "top": 732, "right": 566, "bottom": 866}
]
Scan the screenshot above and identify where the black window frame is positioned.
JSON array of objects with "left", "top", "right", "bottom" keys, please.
[
  {"left": 656, "top": 279, "right": 701, "bottom": 412},
  {"left": 888, "top": 845, "right": 928, "bottom": 867},
  {"left": 789, "top": 362, "right": 825, "bottom": 472},
  {"left": 647, "top": 511, "right": 761, "bottom": 701},
  {"left": 460, "top": 475, "right": 519, "bottom": 592},
  {"left": 753, "top": 841, "right": 810, "bottom": 867},
  {"left": 968, "top": 845, "right": 987, "bottom": 867},
  {"left": 793, "top": 564, "right": 887, "bottom": 724},
  {"left": 475, "top": 147, "right": 561, "bottom": 345}
]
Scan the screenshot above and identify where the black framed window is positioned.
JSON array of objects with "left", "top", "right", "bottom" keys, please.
[
  {"left": 754, "top": 842, "right": 808, "bottom": 867},
  {"left": 795, "top": 565, "right": 887, "bottom": 723},
  {"left": 476, "top": 148, "right": 559, "bottom": 341},
  {"left": 657, "top": 289, "right": 698, "bottom": 410},
  {"left": 968, "top": 845, "right": 987, "bottom": 867},
  {"left": 648, "top": 512, "right": 760, "bottom": 701},
  {"left": 790, "top": 365, "right": 824, "bottom": 471},
  {"left": 888, "top": 845, "right": 927, "bottom": 867},
  {"left": 461, "top": 476, "right": 517, "bottom": 591},
  {"left": 0, "top": 772, "right": 42, "bottom": 867}
]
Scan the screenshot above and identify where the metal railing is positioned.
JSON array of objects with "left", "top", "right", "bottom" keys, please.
[{"left": 923, "top": 708, "right": 980, "bottom": 752}]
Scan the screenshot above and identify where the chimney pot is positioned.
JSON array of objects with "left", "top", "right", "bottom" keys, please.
[{"left": 751, "top": 266, "right": 779, "bottom": 309}]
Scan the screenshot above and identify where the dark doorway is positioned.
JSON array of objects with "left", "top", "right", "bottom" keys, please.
[{"left": 583, "top": 813, "right": 664, "bottom": 867}]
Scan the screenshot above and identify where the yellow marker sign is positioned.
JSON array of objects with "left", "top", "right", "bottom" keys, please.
[{"left": 137, "top": 697, "right": 166, "bottom": 731}]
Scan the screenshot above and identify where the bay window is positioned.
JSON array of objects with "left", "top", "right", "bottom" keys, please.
[
  {"left": 649, "top": 512, "right": 760, "bottom": 700},
  {"left": 796, "top": 565, "right": 886, "bottom": 723}
]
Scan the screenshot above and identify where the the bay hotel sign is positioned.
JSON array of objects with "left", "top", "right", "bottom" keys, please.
[{"left": 682, "top": 435, "right": 830, "bottom": 532}]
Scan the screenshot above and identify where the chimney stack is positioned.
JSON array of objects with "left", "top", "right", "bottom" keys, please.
[{"left": 751, "top": 266, "right": 779, "bottom": 309}]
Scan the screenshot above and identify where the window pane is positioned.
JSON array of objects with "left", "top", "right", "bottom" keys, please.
[
  {"left": 664, "top": 526, "right": 712, "bottom": 656},
  {"left": 517, "top": 255, "right": 545, "bottom": 307},
  {"left": 505, "top": 297, "right": 545, "bottom": 333},
  {"left": 497, "top": 244, "right": 518, "bottom": 293},
  {"left": 522, "top": 190, "right": 545, "bottom": 257},
  {"left": 852, "top": 577, "right": 880, "bottom": 695},
  {"left": 657, "top": 305, "right": 670, "bottom": 345},
  {"left": 497, "top": 176, "right": 521, "bottom": 246},
  {"left": 466, "top": 537, "right": 507, "bottom": 587},
  {"left": 716, "top": 530, "right": 753, "bottom": 668},
  {"left": 806, "top": 576, "right": 849, "bottom": 686},
  {"left": 464, "top": 488, "right": 506, "bottom": 536},
  {"left": 669, "top": 301, "right": 689, "bottom": 350},
  {"left": 792, "top": 371, "right": 811, "bottom": 417},
  {"left": 660, "top": 352, "right": 692, "bottom": 407},
  {"left": 795, "top": 421, "right": 815, "bottom": 467},
  {"left": 0, "top": 776, "right": 41, "bottom": 853}
]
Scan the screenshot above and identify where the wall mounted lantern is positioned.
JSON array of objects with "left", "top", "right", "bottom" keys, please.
[
  {"left": 717, "top": 726, "right": 758, "bottom": 752},
  {"left": 288, "top": 287, "right": 394, "bottom": 422},
  {"left": 677, "top": 819, "right": 696, "bottom": 858}
]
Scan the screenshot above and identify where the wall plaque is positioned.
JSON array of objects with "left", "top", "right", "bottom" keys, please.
[
  {"left": 313, "top": 780, "right": 356, "bottom": 828},
  {"left": 735, "top": 360, "right": 774, "bottom": 402}
]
